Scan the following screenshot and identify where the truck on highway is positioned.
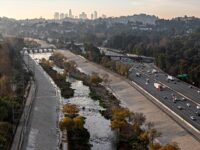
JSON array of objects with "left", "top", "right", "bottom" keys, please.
[
  {"left": 167, "top": 75, "right": 174, "bottom": 81},
  {"left": 154, "top": 83, "right": 162, "bottom": 91}
]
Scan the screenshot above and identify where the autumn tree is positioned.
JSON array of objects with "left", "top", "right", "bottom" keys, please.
[
  {"left": 89, "top": 72, "right": 103, "bottom": 85},
  {"left": 49, "top": 52, "right": 66, "bottom": 67},
  {"left": 63, "top": 104, "right": 78, "bottom": 117},
  {"left": 159, "top": 143, "right": 180, "bottom": 150},
  {"left": 59, "top": 116, "right": 74, "bottom": 131},
  {"left": 0, "top": 75, "right": 13, "bottom": 97},
  {"left": 73, "top": 116, "right": 84, "bottom": 129}
]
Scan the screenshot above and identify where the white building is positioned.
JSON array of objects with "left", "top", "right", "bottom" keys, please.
[
  {"left": 94, "top": 11, "right": 98, "bottom": 19},
  {"left": 54, "top": 12, "right": 59, "bottom": 20}
]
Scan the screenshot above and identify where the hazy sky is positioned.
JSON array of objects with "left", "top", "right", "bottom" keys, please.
[{"left": 0, "top": 0, "right": 200, "bottom": 19}]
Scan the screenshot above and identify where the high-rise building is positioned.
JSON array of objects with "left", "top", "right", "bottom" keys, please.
[
  {"left": 65, "top": 13, "right": 68, "bottom": 18},
  {"left": 79, "top": 12, "right": 87, "bottom": 20},
  {"left": 54, "top": 12, "right": 59, "bottom": 20},
  {"left": 102, "top": 14, "right": 107, "bottom": 19},
  {"left": 94, "top": 11, "right": 98, "bottom": 19},
  {"left": 91, "top": 14, "right": 94, "bottom": 20},
  {"left": 60, "top": 13, "right": 64, "bottom": 20},
  {"left": 69, "top": 9, "right": 72, "bottom": 18}
]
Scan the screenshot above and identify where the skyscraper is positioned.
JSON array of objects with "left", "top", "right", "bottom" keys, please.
[
  {"left": 60, "top": 13, "right": 64, "bottom": 20},
  {"left": 69, "top": 9, "right": 72, "bottom": 18},
  {"left": 65, "top": 13, "right": 68, "bottom": 18},
  {"left": 54, "top": 12, "right": 59, "bottom": 20},
  {"left": 91, "top": 13, "right": 94, "bottom": 20},
  {"left": 79, "top": 12, "right": 87, "bottom": 20},
  {"left": 94, "top": 11, "right": 98, "bottom": 19}
]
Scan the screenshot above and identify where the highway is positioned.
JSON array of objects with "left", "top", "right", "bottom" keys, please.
[
  {"left": 100, "top": 47, "right": 200, "bottom": 137},
  {"left": 128, "top": 62, "right": 200, "bottom": 132}
]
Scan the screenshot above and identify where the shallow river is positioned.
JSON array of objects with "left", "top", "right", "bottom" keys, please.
[
  {"left": 65, "top": 78, "right": 116, "bottom": 150},
  {"left": 30, "top": 53, "right": 116, "bottom": 150}
]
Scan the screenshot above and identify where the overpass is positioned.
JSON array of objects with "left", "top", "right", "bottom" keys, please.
[
  {"left": 99, "top": 47, "right": 155, "bottom": 63},
  {"left": 105, "top": 54, "right": 155, "bottom": 63},
  {"left": 21, "top": 48, "right": 56, "bottom": 54}
]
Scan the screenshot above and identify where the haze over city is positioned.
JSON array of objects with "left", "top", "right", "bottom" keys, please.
[
  {"left": 1, "top": 0, "right": 200, "bottom": 150},
  {"left": 0, "top": 0, "right": 200, "bottom": 19}
]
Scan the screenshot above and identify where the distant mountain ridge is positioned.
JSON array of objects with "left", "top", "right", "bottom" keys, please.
[{"left": 98, "top": 14, "right": 159, "bottom": 25}]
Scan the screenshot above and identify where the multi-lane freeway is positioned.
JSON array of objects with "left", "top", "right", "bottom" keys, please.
[
  {"left": 99, "top": 47, "right": 200, "bottom": 138},
  {"left": 128, "top": 62, "right": 200, "bottom": 132}
]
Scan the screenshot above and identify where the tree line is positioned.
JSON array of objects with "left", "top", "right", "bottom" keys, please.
[{"left": 0, "top": 38, "right": 30, "bottom": 149}]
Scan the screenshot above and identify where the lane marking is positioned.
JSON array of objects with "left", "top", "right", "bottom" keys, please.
[{"left": 130, "top": 80, "right": 200, "bottom": 134}]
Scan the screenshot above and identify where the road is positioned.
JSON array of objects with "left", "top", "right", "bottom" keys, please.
[
  {"left": 59, "top": 50, "right": 200, "bottom": 150},
  {"left": 22, "top": 54, "right": 59, "bottom": 150},
  {"left": 128, "top": 62, "right": 200, "bottom": 133}
]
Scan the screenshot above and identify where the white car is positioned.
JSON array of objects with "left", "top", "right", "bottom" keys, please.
[
  {"left": 182, "top": 97, "right": 186, "bottom": 101},
  {"left": 190, "top": 116, "right": 196, "bottom": 121},
  {"left": 196, "top": 105, "right": 200, "bottom": 110},
  {"left": 177, "top": 106, "right": 183, "bottom": 110},
  {"left": 186, "top": 103, "right": 191, "bottom": 107}
]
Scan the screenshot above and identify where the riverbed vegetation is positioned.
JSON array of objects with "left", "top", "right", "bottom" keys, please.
[
  {"left": 59, "top": 104, "right": 91, "bottom": 150},
  {"left": 40, "top": 58, "right": 74, "bottom": 98},
  {"left": 46, "top": 52, "right": 180, "bottom": 150},
  {"left": 71, "top": 43, "right": 131, "bottom": 77}
]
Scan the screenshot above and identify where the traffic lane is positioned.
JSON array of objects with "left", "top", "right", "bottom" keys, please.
[
  {"left": 135, "top": 62, "right": 200, "bottom": 104},
  {"left": 129, "top": 69, "right": 200, "bottom": 118},
  {"left": 132, "top": 63, "right": 200, "bottom": 106},
  {"left": 129, "top": 72, "right": 200, "bottom": 129},
  {"left": 156, "top": 73, "right": 200, "bottom": 104},
  {"left": 129, "top": 71, "right": 200, "bottom": 129}
]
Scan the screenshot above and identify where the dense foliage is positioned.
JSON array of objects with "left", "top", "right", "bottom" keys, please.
[
  {"left": 0, "top": 38, "right": 29, "bottom": 149},
  {"left": 59, "top": 104, "right": 90, "bottom": 150},
  {"left": 106, "top": 28, "right": 200, "bottom": 87},
  {"left": 40, "top": 59, "right": 74, "bottom": 98}
]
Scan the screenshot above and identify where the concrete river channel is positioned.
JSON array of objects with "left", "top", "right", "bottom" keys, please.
[{"left": 30, "top": 53, "right": 116, "bottom": 150}]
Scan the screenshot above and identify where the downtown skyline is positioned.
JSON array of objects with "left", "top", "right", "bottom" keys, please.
[{"left": 0, "top": 0, "right": 200, "bottom": 19}]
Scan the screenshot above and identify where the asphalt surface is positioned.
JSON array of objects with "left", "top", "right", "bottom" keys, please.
[
  {"left": 22, "top": 54, "right": 59, "bottom": 150},
  {"left": 128, "top": 62, "right": 200, "bottom": 131}
]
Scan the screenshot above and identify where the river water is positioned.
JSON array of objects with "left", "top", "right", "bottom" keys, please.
[
  {"left": 66, "top": 78, "right": 116, "bottom": 150},
  {"left": 30, "top": 53, "right": 116, "bottom": 150}
]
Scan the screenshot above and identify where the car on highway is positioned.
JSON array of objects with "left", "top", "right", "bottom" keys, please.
[
  {"left": 195, "top": 111, "right": 200, "bottom": 116},
  {"left": 163, "top": 96, "right": 168, "bottom": 99},
  {"left": 181, "top": 97, "right": 186, "bottom": 101},
  {"left": 167, "top": 75, "right": 174, "bottom": 81},
  {"left": 196, "top": 105, "right": 200, "bottom": 110},
  {"left": 173, "top": 99, "right": 177, "bottom": 103},
  {"left": 190, "top": 116, "right": 196, "bottom": 121},
  {"left": 177, "top": 106, "right": 183, "bottom": 110},
  {"left": 186, "top": 103, "right": 191, "bottom": 107}
]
